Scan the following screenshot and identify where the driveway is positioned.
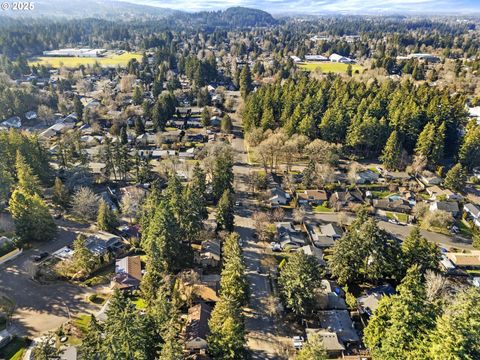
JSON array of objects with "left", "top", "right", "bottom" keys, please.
[{"left": 0, "top": 219, "right": 98, "bottom": 336}]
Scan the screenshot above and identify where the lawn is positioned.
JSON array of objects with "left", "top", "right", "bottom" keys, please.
[
  {"left": 298, "top": 61, "right": 363, "bottom": 74},
  {"left": 458, "top": 220, "right": 473, "bottom": 238},
  {"left": 313, "top": 204, "right": 333, "bottom": 213},
  {"left": 29, "top": 52, "right": 142, "bottom": 69},
  {"left": 74, "top": 314, "right": 91, "bottom": 334},
  {"left": 0, "top": 337, "right": 29, "bottom": 360}
]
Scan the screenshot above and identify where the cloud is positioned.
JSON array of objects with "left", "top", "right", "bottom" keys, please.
[{"left": 118, "top": 0, "right": 480, "bottom": 14}]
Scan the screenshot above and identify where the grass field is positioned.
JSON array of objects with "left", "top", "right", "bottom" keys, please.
[
  {"left": 29, "top": 52, "right": 142, "bottom": 69},
  {"left": 298, "top": 61, "right": 363, "bottom": 74}
]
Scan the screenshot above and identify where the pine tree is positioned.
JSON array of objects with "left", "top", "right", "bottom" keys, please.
[
  {"left": 79, "top": 315, "right": 104, "bottom": 360},
  {"left": 9, "top": 189, "right": 56, "bottom": 244},
  {"left": 401, "top": 227, "right": 440, "bottom": 275},
  {"left": 120, "top": 126, "right": 128, "bottom": 145},
  {"left": 458, "top": 123, "right": 480, "bottom": 170},
  {"left": 380, "top": 130, "right": 404, "bottom": 171},
  {"left": 364, "top": 266, "right": 436, "bottom": 360},
  {"left": 97, "top": 200, "right": 117, "bottom": 232},
  {"left": 240, "top": 65, "right": 252, "bottom": 99},
  {"left": 132, "top": 85, "right": 143, "bottom": 105},
  {"left": 52, "top": 177, "right": 70, "bottom": 208},
  {"left": 72, "top": 234, "right": 97, "bottom": 277},
  {"left": 208, "top": 298, "right": 246, "bottom": 360},
  {"left": 444, "top": 163, "right": 467, "bottom": 193},
  {"left": 278, "top": 251, "right": 323, "bottom": 316},
  {"left": 201, "top": 107, "right": 211, "bottom": 127},
  {"left": 15, "top": 150, "right": 41, "bottom": 195},
  {"left": 216, "top": 189, "right": 234, "bottom": 232},
  {"left": 220, "top": 233, "right": 248, "bottom": 305},
  {"left": 221, "top": 114, "right": 233, "bottom": 133},
  {"left": 73, "top": 95, "right": 84, "bottom": 119}
]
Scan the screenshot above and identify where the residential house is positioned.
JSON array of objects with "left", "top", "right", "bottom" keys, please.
[
  {"left": 426, "top": 186, "right": 462, "bottom": 201},
  {"left": 269, "top": 187, "right": 290, "bottom": 207},
  {"left": 25, "top": 111, "right": 37, "bottom": 121},
  {"left": 305, "top": 329, "right": 345, "bottom": 358},
  {"left": 297, "top": 190, "right": 328, "bottom": 205},
  {"left": 329, "top": 189, "right": 364, "bottom": 211},
  {"left": 373, "top": 198, "right": 412, "bottom": 214},
  {"left": 419, "top": 171, "right": 442, "bottom": 186},
  {"left": 320, "top": 223, "right": 344, "bottom": 239},
  {"left": 305, "top": 221, "right": 335, "bottom": 248},
  {"left": 318, "top": 310, "right": 360, "bottom": 344},
  {"left": 356, "top": 170, "right": 379, "bottom": 184},
  {"left": 276, "top": 222, "right": 306, "bottom": 250},
  {"left": 198, "top": 238, "right": 221, "bottom": 268},
  {"left": 315, "top": 279, "right": 347, "bottom": 310},
  {"left": 185, "top": 303, "right": 212, "bottom": 353},
  {"left": 357, "top": 284, "right": 395, "bottom": 318},
  {"left": 464, "top": 203, "right": 480, "bottom": 228},
  {"left": 445, "top": 251, "right": 480, "bottom": 270},
  {"left": 85, "top": 231, "right": 124, "bottom": 256},
  {"left": 298, "top": 245, "right": 325, "bottom": 266},
  {"left": 305, "top": 54, "right": 328, "bottom": 61},
  {"left": 429, "top": 201, "right": 459, "bottom": 217},
  {"left": 111, "top": 256, "right": 142, "bottom": 291},
  {"left": 0, "top": 116, "right": 21, "bottom": 129}
]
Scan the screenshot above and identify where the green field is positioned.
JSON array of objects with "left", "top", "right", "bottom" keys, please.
[
  {"left": 29, "top": 52, "right": 142, "bottom": 69},
  {"left": 298, "top": 61, "right": 363, "bottom": 74}
]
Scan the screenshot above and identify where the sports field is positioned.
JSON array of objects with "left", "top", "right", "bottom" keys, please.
[
  {"left": 29, "top": 51, "right": 142, "bottom": 69},
  {"left": 298, "top": 61, "right": 363, "bottom": 74}
]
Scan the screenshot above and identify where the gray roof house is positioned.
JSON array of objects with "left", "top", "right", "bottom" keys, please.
[
  {"left": 86, "top": 231, "right": 124, "bottom": 256},
  {"left": 276, "top": 222, "right": 306, "bottom": 250},
  {"left": 464, "top": 203, "right": 480, "bottom": 227},
  {"left": 429, "top": 201, "right": 459, "bottom": 217},
  {"left": 269, "top": 187, "right": 290, "bottom": 207}
]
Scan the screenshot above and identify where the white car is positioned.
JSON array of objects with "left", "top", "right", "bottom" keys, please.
[
  {"left": 292, "top": 336, "right": 304, "bottom": 350},
  {"left": 388, "top": 218, "right": 399, "bottom": 224}
]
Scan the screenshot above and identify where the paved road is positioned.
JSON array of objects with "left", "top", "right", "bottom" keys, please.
[
  {"left": 231, "top": 112, "right": 288, "bottom": 359},
  {"left": 0, "top": 219, "right": 97, "bottom": 336}
]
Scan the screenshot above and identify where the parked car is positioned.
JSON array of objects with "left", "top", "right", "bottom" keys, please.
[
  {"left": 292, "top": 336, "right": 304, "bottom": 350},
  {"left": 388, "top": 218, "right": 399, "bottom": 224},
  {"left": 32, "top": 252, "right": 49, "bottom": 262}
]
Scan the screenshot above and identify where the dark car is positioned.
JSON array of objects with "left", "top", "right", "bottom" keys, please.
[{"left": 32, "top": 252, "right": 49, "bottom": 262}]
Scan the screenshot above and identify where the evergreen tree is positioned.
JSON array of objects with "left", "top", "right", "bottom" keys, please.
[
  {"left": 220, "top": 233, "right": 248, "bottom": 305},
  {"left": 458, "top": 123, "right": 480, "bottom": 170},
  {"left": 221, "top": 114, "right": 233, "bottom": 133},
  {"left": 278, "top": 252, "right": 323, "bottom": 316},
  {"left": 132, "top": 85, "right": 143, "bottom": 105},
  {"left": 380, "top": 130, "right": 404, "bottom": 171},
  {"left": 16, "top": 150, "right": 41, "bottom": 195},
  {"left": 444, "top": 163, "right": 467, "bottom": 193},
  {"left": 97, "top": 200, "right": 118, "bottom": 232},
  {"left": 79, "top": 315, "right": 104, "bottom": 360},
  {"left": 52, "top": 177, "right": 70, "bottom": 208},
  {"left": 364, "top": 266, "right": 436, "bottom": 360},
  {"left": 74, "top": 95, "right": 84, "bottom": 119},
  {"left": 72, "top": 234, "right": 97, "bottom": 277},
  {"left": 201, "top": 107, "right": 211, "bottom": 127},
  {"left": 135, "top": 116, "right": 145, "bottom": 136},
  {"left": 415, "top": 122, "right": 445, "bottom": 168},
  {"left": 9, "top": 189, "right": 56, "bottom": 244},
  {"left": 426, "top": 287, "right": 480, "bottom": 360},
  {"left": 208, "top": 298, "right": 246, "bottom": 360},
  {"left": 296, "top": 331, "right": 327, "bottom": 360},
  {"left": 216, "top": 189, "right": 234, "bottom": 232},
  {"left": 212, "top": 151, "right": 234, "bottom": 202},
  {"left": 32, "top": 334, "right": 62, "bottom": 360},
  {"left": 120, "top": 126, "right": 128, "bottom": 145},
  {"left": 401, "top": 227, "right": 440, "bottom": 276},
  {"left": 240, "top": 65, "right": 252, "bottom": 99}
]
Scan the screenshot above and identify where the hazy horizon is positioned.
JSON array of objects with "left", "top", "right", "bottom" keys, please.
[{"left": 116, "top": 0, "right": 480, "bottom": 14}]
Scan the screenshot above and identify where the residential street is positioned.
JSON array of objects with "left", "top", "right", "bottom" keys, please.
[
  {"left": 0, "top": 219, "right": 97, "bottom": 336},
  {"left": 231, "top": 115, "right": 289, "bottom": 359}
]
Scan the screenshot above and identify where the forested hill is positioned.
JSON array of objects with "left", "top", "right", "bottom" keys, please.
[
  {"left": 0, "top": 0, "right": 179, "bottom": 19},
  {"left": 175, "top": 7, "right": 278, "bottom": 28}
]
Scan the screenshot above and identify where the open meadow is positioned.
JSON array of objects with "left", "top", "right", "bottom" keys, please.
[
  {"left": 298, "top": 61, "right": 364, "bottom": 73},
  {"left": 29, "top": 52, "right": 142, "bottom": 69}
]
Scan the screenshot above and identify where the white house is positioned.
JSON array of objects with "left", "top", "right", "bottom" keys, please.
[
  {"left": 464, "top": 203, "right": 480, "bottom": 227},
  {"left": 329, "top": 53, "right": 355, "bottom": 64}
]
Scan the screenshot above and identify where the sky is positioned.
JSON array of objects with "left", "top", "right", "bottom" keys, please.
[{"left": 118, "top": 0, "right": 480, "bottom": 14}]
